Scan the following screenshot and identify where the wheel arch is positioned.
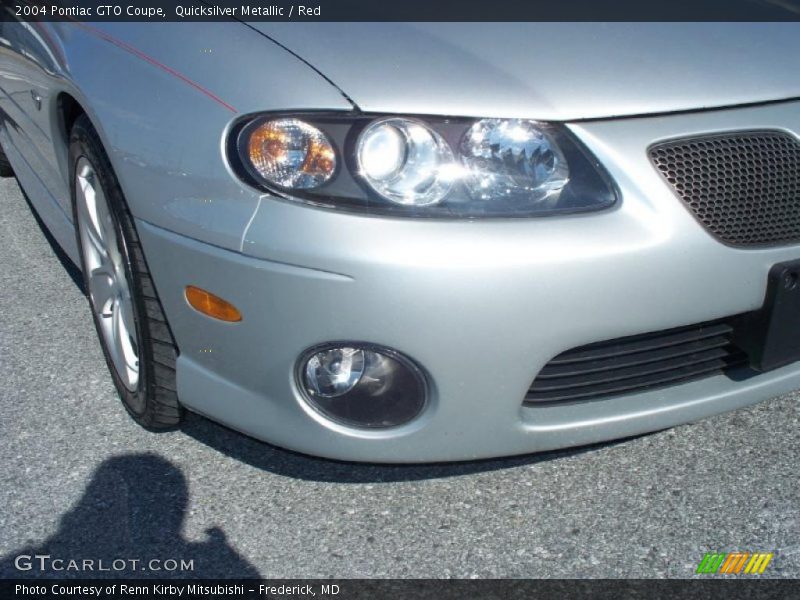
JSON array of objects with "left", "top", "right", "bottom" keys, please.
[{"left": 53, "top": 91, "right": 89, "bottom": 189}]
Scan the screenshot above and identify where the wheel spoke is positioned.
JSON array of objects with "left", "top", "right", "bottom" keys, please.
[
  {"left": 118, "top": 290, "right": 137, "bottom": 356},
  {"left": 111, "top": 297, "right": 138, "bottom": 386},
  {"left": 91, "top": 182, "right": 122, "bottom": 263},
  {"left": 109, "top": 298, "right": 125, "bottom": 374},
  {"left": 89, "top": 267, "right": 116, "bottom": 316},
  {"left": 76, "top": 188, "right": 107, "bottom": 264},
  {"left": 77, "top": 167, "right": 103, "bottom": 235}
]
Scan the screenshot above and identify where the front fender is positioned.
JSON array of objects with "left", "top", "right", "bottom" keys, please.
[{"left": 47, "top": 21, "right": 352, "bottom": 251}]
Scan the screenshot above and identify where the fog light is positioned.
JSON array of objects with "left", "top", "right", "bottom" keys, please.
[
  {"left": 304, "top": 347, "right": 366, "bottom": 398},
  {"left": 298, "top": 344, "right": 427, "bottom": 428}
]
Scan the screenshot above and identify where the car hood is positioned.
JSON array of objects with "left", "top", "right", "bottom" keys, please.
[{"left": 247, "top": 22, "right": 800, "bottom": 121}]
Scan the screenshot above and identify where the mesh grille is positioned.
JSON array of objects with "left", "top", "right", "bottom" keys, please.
[{"left": 649, "top": 131, "right": 800, "bottom": 246}]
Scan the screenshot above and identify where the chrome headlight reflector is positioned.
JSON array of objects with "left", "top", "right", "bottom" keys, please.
[
  {"left": 233, "top": 113, "right": 616, "bottom": 217},
  {"left": 460, "top": 118, "right": 570, "bottom": 205},
  {"left": 356, "top": 118, "right": 455, "bottom": 206}
]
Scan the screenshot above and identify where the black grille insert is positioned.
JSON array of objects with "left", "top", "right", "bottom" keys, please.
[
  {"left": 649, "top": 131, "right": 800, "bottom": 246},
  {"left": 526, "top": 321, "right": 748, "bottom": 404}
]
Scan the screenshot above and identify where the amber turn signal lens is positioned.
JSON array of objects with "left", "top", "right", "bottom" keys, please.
[{"left": 185, "top": 286, "right": 242, "bottom": 322}]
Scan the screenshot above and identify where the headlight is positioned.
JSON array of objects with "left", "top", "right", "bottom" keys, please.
[
  {"left": 232, "top": 113, "right": 617, "bottom": 217},
  {"left": 244, "top": 118, "right": 336, "bottom": 189},
  {"left": 356, "top": 118, "right": 455, "bottom": 206},
  {"left": 460, "top": 118, "right": 569, "bottom": 206}
]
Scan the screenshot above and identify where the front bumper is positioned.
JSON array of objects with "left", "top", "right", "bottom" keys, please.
[{"left": 137, "top": 100, "right": 800, "bottom": 462}]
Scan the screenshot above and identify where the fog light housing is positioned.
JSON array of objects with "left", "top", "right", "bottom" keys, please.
[{"left": 298, "top": 344, "right": 427, "bottom": 429}]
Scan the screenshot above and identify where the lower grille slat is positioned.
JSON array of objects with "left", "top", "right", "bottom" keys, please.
[
  {"left": 526, "top": 319, "right": 749, "bottom": 404},
  {"left": 527, "top": 357, "right": 745, "bottom": 403},
  {"left": 532, "top": 347, "right": 732, "bottom": 392},
  {"left": 537, "top": 335, "right": 732, "bottom": 378},
  {"left": 549, "top": 322, "right": 733, "bottom": 365}
]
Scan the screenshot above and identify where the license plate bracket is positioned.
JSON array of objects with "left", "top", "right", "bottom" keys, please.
[{"left": 735, "top": 259, "right": 800, "bottom": 372}]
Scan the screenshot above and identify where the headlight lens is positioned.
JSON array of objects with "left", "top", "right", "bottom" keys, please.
[
  {"left": 460, "top": 118, "right": 569, "bottom": 206},
  {"left": 356, "top": 118, "right": 454, "bottom": 206},
  {"left": 245, "top": 118, "right": 335, "bottom": 189},
  {"left": 233, "top": 113, "right": 616, "bottom": 217}
]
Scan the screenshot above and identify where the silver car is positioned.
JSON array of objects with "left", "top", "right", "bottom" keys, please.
[{"left": 1, "top": 20, "right": 799, "bottom": 462}]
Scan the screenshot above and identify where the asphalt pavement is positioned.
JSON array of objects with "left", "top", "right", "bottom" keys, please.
[{"left": 0, "top": 175, "right": 798, "bottom": 579}]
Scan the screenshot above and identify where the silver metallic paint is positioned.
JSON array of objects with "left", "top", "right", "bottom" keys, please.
[{"left": 250, "top": 23, "right": 800, "bottom": 120}]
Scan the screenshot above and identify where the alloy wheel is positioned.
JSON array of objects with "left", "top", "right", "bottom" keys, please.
[{"left": 75, "top": 157, "right": 140, "bottom": 391}]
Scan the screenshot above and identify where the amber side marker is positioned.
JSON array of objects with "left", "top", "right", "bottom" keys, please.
[{"left": 185, "top": 286, "right": 242, "bottom": 322}]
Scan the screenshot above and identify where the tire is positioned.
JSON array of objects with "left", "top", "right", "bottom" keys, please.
[
  {"left": 0, "top": 144, "right": 13, "bottom": 177},
  {"left": 69, "top": 114, "right": 183, "bottom": 428}
]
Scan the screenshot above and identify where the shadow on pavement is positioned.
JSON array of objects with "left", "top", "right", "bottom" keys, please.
[
  {"left": 18, "top": 185, "right": 85, "bottom": 294},
  {"left": 181, "top": 412, "right": 642, "bottom": 484},
  {"left": 0, "top": 453, "right": 260, "bottom": 579}
]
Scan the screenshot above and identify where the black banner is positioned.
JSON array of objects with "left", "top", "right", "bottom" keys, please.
[
  {"left": 4, "top": 0, "right": 800, "bottom": 22},
  {"left": 3, "top": 579, "right": 800, "bottom": 600}
]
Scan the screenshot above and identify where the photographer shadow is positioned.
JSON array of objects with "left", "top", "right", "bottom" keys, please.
[{"left": 0, "top": 453, "right": 260, "bottom": 579}]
